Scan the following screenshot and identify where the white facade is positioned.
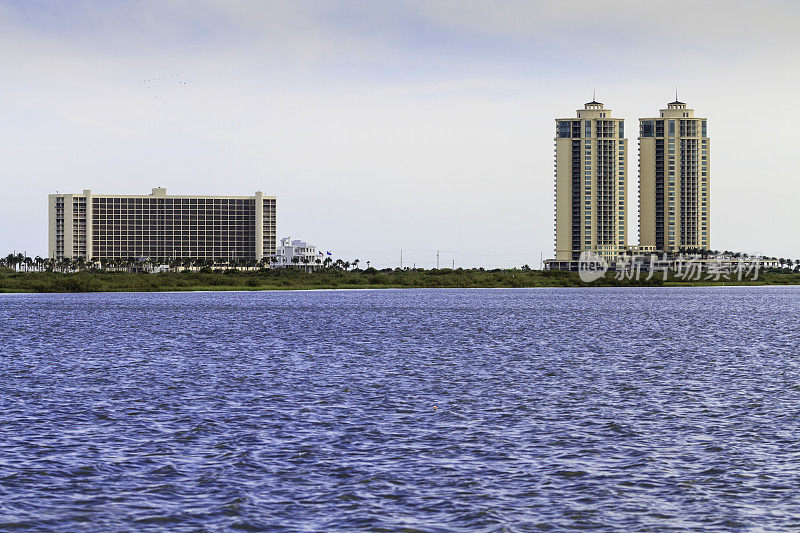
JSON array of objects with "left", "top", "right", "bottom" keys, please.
[
  {"left": 48, "top": 187, "right": 276, "bottom": 262},
  {"left": 274, "top": 237, "right": 323, "bottom": 270}
]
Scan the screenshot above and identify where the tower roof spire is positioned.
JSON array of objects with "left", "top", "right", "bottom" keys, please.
[
  {"left": 584, "top": 88, "right": 602, "bottom": 107},
  {"left": 670, "top": 86, "right": 685, "bottom": 105}
]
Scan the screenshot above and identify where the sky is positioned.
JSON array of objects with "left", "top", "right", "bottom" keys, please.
[{"left": 1, "top": 0, "right": 799, "bottom": 268}]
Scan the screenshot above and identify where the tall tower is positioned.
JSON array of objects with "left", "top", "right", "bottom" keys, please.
[
  {"left": 554, "top": 100, "right": 628, "bottom": 262},
  {"left": 639, "top": 100, "right": 710, "bottom": 252}
]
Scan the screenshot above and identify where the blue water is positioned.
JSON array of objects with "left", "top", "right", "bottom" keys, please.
[{"left": 1, "top": 287, "right": 800, "bottom": 531}]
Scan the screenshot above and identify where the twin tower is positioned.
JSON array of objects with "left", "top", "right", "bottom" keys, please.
[{"left": 553, "top": 99, "right": 710, "bottom": 263}]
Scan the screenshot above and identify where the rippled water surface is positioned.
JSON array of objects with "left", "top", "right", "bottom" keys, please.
[{"left": 2, "top": 287, "right": 800, "bottom": 531}]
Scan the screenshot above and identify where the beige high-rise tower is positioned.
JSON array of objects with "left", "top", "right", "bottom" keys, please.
[
  {"left": 639, "top": 101, "right": 710, "bottom": 252},
  {"left": 554, "top": 100, "right": 628, "bottom": 262}
]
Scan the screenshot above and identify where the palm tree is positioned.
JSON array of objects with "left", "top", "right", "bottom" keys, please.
[{"left": 352, "top": 259, "right": 360, "bottom": 271}]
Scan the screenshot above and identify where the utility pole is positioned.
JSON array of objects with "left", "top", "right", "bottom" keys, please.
[
  {"left": 400, "top": 250, "right": 403, "bottom": 269},
  {"left": 436, "top": 250, "right": 440, "bottom": 269}
]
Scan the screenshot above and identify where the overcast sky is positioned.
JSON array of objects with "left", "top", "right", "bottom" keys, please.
[{"left": 2, "top": 0, "right": 799, "bottom": 267}]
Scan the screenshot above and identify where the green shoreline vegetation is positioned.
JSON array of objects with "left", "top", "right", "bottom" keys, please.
[{"left": 2, "top": 266, "right": 800, "bottom": 293}]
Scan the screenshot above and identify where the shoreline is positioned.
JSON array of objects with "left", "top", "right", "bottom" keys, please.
[
  {"left": 2, "top": 269, "right": 799, "bottom": 293},
  {"left": 1, "top": 285, "right": 798, "bottom": 295}
]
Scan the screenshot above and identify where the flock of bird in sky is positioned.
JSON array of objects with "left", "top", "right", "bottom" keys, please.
[{"left": 137, "top": 75, "right": 188, "bottom": 99}]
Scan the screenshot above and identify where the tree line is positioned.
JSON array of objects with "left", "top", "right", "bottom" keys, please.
[
  {"left": 1, "top": 253, "right": 367, "bottom": 273},
  {"left": 619, "top": 247, "right": 800, "bottom": 272}
]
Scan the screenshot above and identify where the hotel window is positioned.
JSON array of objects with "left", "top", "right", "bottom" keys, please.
[{"left": 669, "top": 121, "right": 675, "bottom": 137}]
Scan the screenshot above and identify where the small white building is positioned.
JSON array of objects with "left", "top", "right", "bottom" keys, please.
[{"left": 274, "top": 237, "right": 324, "bottom": 271}]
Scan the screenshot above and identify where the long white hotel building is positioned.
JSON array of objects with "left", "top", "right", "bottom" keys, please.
[{"left": 48, "top": 188, "right": 276, "bottom": 262}]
